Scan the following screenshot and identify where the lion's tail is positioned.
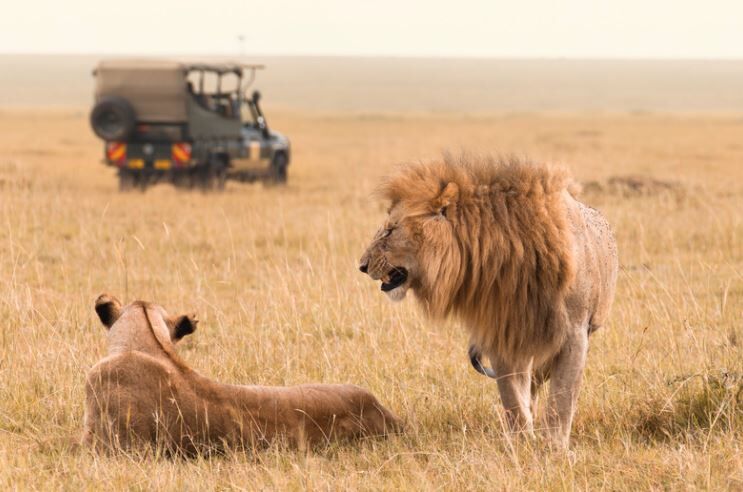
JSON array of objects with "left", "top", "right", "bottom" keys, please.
[{"left": 468, "top": 345, "right": 497, "bottom": 378}]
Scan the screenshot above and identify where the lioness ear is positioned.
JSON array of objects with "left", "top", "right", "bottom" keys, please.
[
  {"left": 172, "top": 313, "right": 198, "bottom": 341},
  {"left": 95, "top": 293, "right": 122, "bottom": 329},
  {"left": 433, "top": 182, "right": 459, "bottom": 216}
]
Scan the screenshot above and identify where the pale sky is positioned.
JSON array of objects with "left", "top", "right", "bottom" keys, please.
[{"left": 2, "top": 0, "right": 742, "bottom": 58}]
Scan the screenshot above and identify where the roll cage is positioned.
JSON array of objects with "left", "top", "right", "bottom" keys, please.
[{"left": 186, "top": 63, "right": 265, "bottom": 121}]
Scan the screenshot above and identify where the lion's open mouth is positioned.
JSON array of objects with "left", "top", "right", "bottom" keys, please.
[{"left": 381, "top": 267, "right": 408, "bottom": 292}]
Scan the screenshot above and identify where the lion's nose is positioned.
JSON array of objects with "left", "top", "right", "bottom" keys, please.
[{"left": 359, "top": 262, "right": 368, "bottom": 273}]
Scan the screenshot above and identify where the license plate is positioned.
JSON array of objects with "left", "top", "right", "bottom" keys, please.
[
  {"left": 128, "top": 159, "right": 144, "bottom": 169},
  {"left": 154, "top": 159, "right": 171, "bottom": 170}
]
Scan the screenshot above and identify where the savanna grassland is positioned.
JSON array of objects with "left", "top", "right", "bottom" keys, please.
[{"left": 0, "top": 106, "right": 741, "bottom": 490}]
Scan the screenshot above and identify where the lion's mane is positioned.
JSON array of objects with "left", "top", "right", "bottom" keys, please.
[{"left": 381, "top": 155, "right": 577, "bottom": 362}]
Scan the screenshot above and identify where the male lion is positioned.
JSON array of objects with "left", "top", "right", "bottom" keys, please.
[
  {"left": 359, "top": 155, "right": 617, "bottom": 447},
  {"left": 83, "top": 294, "right": 400, "bottom": 453}
]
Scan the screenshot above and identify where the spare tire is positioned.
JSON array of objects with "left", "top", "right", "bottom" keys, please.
[{"left": 90, "top": 96, "right": 136, "bottom": 141}]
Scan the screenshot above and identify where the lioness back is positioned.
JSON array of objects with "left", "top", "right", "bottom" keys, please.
[{"left": 84, "top": 357, "right": 400, "bottom": 451}]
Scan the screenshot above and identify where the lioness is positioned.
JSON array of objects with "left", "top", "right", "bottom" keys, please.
[
  {"left": 83, "top": 294, "right": 400, "bottom": 453},
  {"left": 359, "top": 156, "right": 618, "bottom": 447}
]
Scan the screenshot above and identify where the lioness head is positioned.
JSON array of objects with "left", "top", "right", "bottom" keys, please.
[
  {"left": 95, "top": 293, "right": 198, "bottom": 355},
  {"left": 359, "top": 181, "right": 460, "bottom": 303}
]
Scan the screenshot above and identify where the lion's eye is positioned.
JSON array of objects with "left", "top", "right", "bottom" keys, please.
[{"left": 381, "top": 227, "right": 394, "bottom": 238}]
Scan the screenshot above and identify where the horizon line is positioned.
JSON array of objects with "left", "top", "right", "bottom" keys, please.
[{"left": 2, "top": 52, "right": 743, "bottom": 62}]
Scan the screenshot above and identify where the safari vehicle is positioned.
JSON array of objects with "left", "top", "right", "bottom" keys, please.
[{"left": 90, "top": 59, "right": 291, "bottom": 190}]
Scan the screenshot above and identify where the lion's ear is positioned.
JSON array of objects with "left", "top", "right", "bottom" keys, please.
[
  {"left": 433, "top": 182, "right": 459, "bottom": 216},
  {"left": 95, "top": 293, "right": 122, "bottom": 329},
  {"left": 172, "top": 313, "right": 198, "bottom": 341}
]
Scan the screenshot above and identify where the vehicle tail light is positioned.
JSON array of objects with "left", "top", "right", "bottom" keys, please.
[
  {"left": 172, "top": 142, "right": 192, "bottom": 166},
  {"left": 106, "top": 142, "right": 126, "bottom": 165}
]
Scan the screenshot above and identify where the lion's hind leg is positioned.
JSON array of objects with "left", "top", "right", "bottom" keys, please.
[
  {"left": 544, "top": 328, "right": 588, "bottom": 449},
  {"left": 530, "top": 363, "right": 552, "bottom": 417}
]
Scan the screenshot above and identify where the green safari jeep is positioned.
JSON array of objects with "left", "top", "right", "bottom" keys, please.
[{"left": 90, "top": 59, "right": 291, "bottom": 191}]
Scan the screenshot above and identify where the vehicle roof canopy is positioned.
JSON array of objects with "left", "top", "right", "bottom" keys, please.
[
  {"left": 93, "top": 59, "right": 264, "bottom": 123},
  {"left": 94, "top": 60, "right": 189, "bottom": 122}
]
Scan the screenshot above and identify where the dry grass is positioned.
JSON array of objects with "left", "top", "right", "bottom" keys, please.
[{"left": 0, "top": 109, "right": 741, "bottom": 490}]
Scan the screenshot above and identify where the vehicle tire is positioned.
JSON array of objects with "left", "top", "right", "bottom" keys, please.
[
  {"left": 118, "top": 169, "right": 136, "bottom": 191},
  {"left": 269, "top": 152, "right": 288, "bottom": 184},
  {"left": 215, "top": 167, "right": 227, "bottom": 190},
  {"left": 173, "top": 171, "right": 193, "bottom": 190},
  {"left": 138, "top": 174, "right": 149, "bottom": 192},
  {"left": 215, "top": 157, "right": 228, "bottom": 191},
  {"left": 90, "top": 96, "right": 136, "bottom": 141},
  {"left": 196, "top": 166, "right": 216, "bottom": 192},
  {"left": 196, "top": 156, "right": 228, "bottom": 192}
]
